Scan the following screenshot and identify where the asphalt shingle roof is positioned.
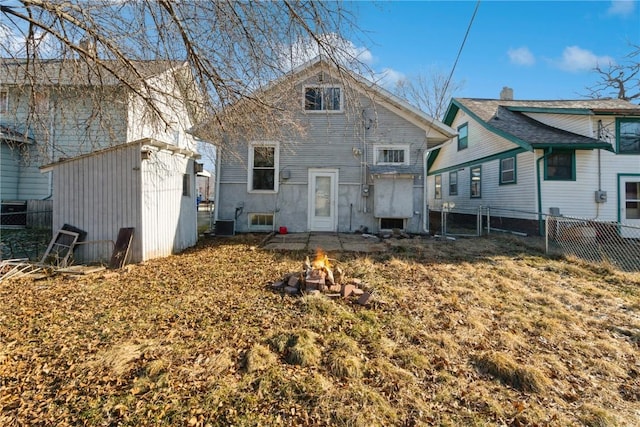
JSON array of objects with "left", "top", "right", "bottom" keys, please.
[{"left": 453, "top": 98, "right": 640, "bottom": 149}]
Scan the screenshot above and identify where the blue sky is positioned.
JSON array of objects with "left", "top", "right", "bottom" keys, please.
[{"left": 348, "top": 0, "right": 640, "bottom": 100}]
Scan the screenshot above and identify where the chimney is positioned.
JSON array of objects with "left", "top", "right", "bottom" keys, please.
[{"left": 500, "top": 86, "right": 514, "bottom": 100}]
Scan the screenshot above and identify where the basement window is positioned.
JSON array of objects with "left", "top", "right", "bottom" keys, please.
[
  {"left": 380, "top": 218, "right": 405, "bottom": 230},
  {"left": 249, "top": 213, "right": 274, "bottom": 231}
]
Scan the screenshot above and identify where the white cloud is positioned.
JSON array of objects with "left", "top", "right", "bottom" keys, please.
[
  {"left": 556, "top": 46, "right": 615, "bottom": 72},
  {"left": 0, "top": 24, "right": 26, "bottom": 56},
  {"left": 277, "top": 33, "right": 375, "bottom": 72},
  {"left": 507, "top": 47, "right": 535, "bottom": 66},
  {"left": 372, "top": 67, "right": 405, "bottom": 89},
  {"left": 607, "top": 0, "right": 636, "bottom": 16}
]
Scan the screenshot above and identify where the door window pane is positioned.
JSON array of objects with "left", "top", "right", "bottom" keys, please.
[{"left": 315, "top": 176, "right": 331, "bottom": 217}]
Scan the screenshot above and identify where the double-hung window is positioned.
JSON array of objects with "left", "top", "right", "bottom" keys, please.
[
  {"left": 449, "top": 171, "right": 458, "bottom": 195},
  {"left": 470, "top": 165, "right": 481, "bottom": 198},
  {"left": 304, "top": 86, "right": 342, "bottom": 112},
  {"left": 616, "top": 118, "right": 640, "bottom": 154},
  {"left": 248, "top": 142, "right": 279, "bottom": 192},
  {"left": 434, "top": 174, "right": 442, "bottom": 199},
  {"left": 500, "top": 156, "right": 516, "bottom": 184},
  {"left": 458, "top": 123, "right": 468, "bottom": 150},
  {"left": 545, "top": 150, "right": 575, "bottom": 181}
]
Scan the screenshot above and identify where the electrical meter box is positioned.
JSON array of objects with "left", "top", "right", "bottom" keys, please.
[{"left": 594, "top": 190, "right": 607, "bottom": 203}]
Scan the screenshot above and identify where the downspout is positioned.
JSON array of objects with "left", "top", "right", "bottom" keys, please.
[
  {"left": 214, "top": 144, "right": 221, "bottom": 223},
  {"left": 536, "top": 147, "right": 552, "bottom": 235},
  {"left": 423, "top": 150, "right": 430, "bottom": 233}
]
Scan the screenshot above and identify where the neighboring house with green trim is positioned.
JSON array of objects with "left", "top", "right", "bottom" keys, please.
[{"left": 426, "top": 94, "right": 640, "bottom": 235}]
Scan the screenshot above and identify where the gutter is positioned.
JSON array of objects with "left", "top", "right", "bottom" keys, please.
[{"left": 214, "top": 144, "right": 221, "bottom": 223}]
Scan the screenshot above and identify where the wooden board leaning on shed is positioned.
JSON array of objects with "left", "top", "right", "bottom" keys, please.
[{"left": 109, "top": 227, "right": 135, "bottom": 269}]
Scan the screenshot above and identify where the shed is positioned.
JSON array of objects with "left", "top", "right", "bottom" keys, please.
[{"left": 41, "top": 138, "right": 200, "bottom": 264}]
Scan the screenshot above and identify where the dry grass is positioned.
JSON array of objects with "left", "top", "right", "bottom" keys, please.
[{"left": 0, "top": 233, "right": 639, "bottom": 425}]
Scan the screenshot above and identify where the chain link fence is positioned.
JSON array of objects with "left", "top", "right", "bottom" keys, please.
[
  {"left": 429, "top": 204, "right": 640, "bottom": 272},
  {"left": 546, "top": 215, "right": 640, "bottom": 272}
]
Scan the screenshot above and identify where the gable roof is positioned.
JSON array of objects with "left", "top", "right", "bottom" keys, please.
[
  {"left": 443, "top": 98, "right": 640, "bottom": 151},
  {"left": 192, "top": 57, "right": 456, "bottom": 143},
  {"left": 0, "top": 58, "right": 184, "bottom": 86},
  {"left": 293, "top": 57, "right": 456, "bottom": 141}
]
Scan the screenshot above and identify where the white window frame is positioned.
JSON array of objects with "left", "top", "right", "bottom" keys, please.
[
  {"left": 303, "top": 85, "right": 343, "bottom": 113},
  {"left": 248, "top": 213, "right": 274, "bottom": 231},
  {"left": 248, "top": 141, "right": 279, "bottom": 193},
  {"left": 0, "top": 91, "right": 7, "bottom": 114},
  {"left": 374, "top": 144, "right": 410, "bottom": 165}
]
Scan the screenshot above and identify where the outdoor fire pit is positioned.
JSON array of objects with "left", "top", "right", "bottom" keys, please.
[{"left": 271, "top": 249, "right": 372, "bottom": 304}]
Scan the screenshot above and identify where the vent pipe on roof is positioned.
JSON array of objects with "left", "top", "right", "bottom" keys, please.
[{"left": 500, "top": 86, "right": 514, "bottom": 100}]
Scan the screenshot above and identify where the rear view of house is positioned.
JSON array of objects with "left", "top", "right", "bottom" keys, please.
[
  {"left": 200, "top": 57, "right": 455, "bottom": 234},
  {"left": 427, "top": 92, "right": 640, "bottom": 235}
]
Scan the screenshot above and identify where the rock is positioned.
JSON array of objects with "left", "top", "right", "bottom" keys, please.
[
  {"left": 328, "top": 284, "right": 341, "bottom": 293},
  {"left": 342, "top": 284, "right": 356, "bottom": 298},
  {"left": 271, "top": 281, "right": 285, "bottom": 289},
  {"left": 352, "top": 288, "right": 364, "bottom": 296},
  {"left": 357, "top": 292, "right": 373, "bottom": 306},
  {"left": 288, "top": 275, "right": 300, "bottom": 288},
  {"left": 284, "top": 286, "right": 299, "bottom": 295}
]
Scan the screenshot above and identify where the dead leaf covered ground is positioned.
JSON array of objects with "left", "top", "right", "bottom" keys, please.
[{"left": 1, "top": 234, "right": 639, "bottom": 426}]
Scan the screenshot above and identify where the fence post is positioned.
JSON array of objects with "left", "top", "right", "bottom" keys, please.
[
  {"left": 477, "top": 206, "right": 482, "bottom": 236},
  {"left": 441, "top": 209, "right": 446, "bottom": 236},
  {"left": 544, "top": 215, "right": 549, "bottom": 254},
  {"left": 486, "top": 206, "right": 491, "bottom": 235}
]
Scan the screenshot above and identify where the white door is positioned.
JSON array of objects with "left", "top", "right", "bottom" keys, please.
[
  {"left": 620, "top": 176, "right": 640, "bottom": 238},
  {"left": 308, "top": 169, "right": 338, "bottom": 231}
]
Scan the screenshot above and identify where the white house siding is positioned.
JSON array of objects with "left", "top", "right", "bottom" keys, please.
[
  {"left": 127, "top": 67, "right": 197, "bottom": 152},
  {"left": 140, "top": 147, "right": 197, "bottom": 260},
  {"left": 51, "top": 143, "right": 142, "bottom": 263},
  {"left": 51, "top": 88, "right": 127, "bottom": 158},
  {"left": 435, "top": 110, "right": 519, "bottom": 168},
  {"left": 1, "top": 143, "right": 19, "bottom": 200},
  {"left": 539, "top": 149, "right": 640, "bottom": 222},
  {"left": 216, "top": 85, "right": 437, "bottom": 233},
  {"left": 523, "top": 113, "right": 594, "bottom": 138},
  {"left": 428, "top": 150, "right": 537, "bottom": 220}
]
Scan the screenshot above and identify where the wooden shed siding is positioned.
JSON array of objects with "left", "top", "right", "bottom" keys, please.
[
  {"left": 52, "top": 144, "right": 142, "bottom": 263},
  {"left": 140, "top": 150, "right": 197, "bottom": 260}
]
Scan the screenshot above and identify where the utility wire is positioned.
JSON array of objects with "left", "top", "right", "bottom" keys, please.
[{"left": 413, "top": 0, "right": 481, "bottom": 169}]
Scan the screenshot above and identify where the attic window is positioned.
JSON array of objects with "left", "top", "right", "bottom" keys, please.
[{"left": 304, "top": 86, "right": 342, "bottom": 112}]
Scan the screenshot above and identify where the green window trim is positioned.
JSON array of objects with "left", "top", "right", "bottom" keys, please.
[
  {"left": 470, "top": 165, "right": 481, "bottom": 198},
  {"left": 434, "top": 174, "right": 442, "bottom": 199},
  {"left": 449, "top": 170, "right": 458, "bottom": 195},
  {"left": 499, "top": 156, "right": 517, "bottom": 185},
  {"left": 544, "top": 149, "right": 576, "bottom": 181},
  {"left": 457, "top": 123, "right": 468, "bottom": 151},
  {"left": 616, "top": 118, "right": 640, "bottom": 155}
]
